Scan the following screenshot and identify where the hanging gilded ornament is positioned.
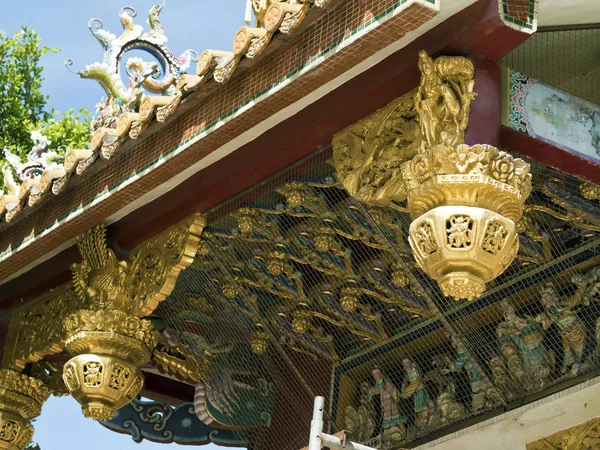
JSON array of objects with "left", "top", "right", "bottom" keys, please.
[{"left": 333, "top": 51, "right": 531, "bottom": 300}]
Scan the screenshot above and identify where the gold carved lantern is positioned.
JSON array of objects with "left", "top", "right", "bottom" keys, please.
[
  {"left": 62, "top": 310, "right": 159, "bottom": 421},
  {"left": 405, "top": 144, "right": 531, "bottom": 300},
  {"left": 0, "top": 370, "right": 49, "bottom": 450},
  {"left": 60, "top": 217, "right": 202, "bottom": 420},
  {"left": 333, "top": 51, "right": 532, "bottom": 301}
]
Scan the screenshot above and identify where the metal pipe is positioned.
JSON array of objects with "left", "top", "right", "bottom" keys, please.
[
  {"left": 308, "top": 396, "right": 325, "bottom": 450},
  {"left": 306, "top": 397, "right": 377, "bottom": 450},
  {"left": 320, "top": 434, "right": 377, "bottom": 450}
]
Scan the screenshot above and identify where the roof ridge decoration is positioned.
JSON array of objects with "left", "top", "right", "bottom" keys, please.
[{"left": 0, "top": 0, "right": 326, "bottom": 225}]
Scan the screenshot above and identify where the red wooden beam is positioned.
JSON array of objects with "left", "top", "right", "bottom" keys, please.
[{"left": 500, "top": 126, "right": 600, "bottom": 185}]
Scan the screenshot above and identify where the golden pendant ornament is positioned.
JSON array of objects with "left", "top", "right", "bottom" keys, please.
[
  {"left": 0, "top": 370, "right": 50, "bottom": 450},
  {"left": 405, "top": 144, "right": 530, "bottom": 300},
  {"left": 62, "top": 310, "right": 159, "bottom": 421},
  {"left": 333, "top": 51, "right": 532, "bottom": 300}
]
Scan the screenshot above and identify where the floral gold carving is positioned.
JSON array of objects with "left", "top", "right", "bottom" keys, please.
[
  {"left": 527, "top": 418, "right": 600, "bottom": 449},
  {"left": 580, "top": 182, "right": 600, "bottom": 200},
  {"left": 250, "top": 330, "right": 269, "bottom": 355},
  {"left": 333, "top": 51, "right": 532, "bottom": 300},
  {"left": 0, "top": 370, "right": 50, "bottom": 450},
  {"left": 2, "top": 285, "right": 80, "bottom": 371}
]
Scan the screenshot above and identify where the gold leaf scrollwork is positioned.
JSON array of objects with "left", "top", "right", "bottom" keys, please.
[
  {"left": 71, "top": 213, "right": 205, "bottom": 318},
  {"left": 2, "top": 284, "right": 80, "bottom": 371}
]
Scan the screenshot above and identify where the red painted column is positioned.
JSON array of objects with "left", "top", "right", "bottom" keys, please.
[{"left": 465, "top": 57, "right": 502, "bottom": 148}]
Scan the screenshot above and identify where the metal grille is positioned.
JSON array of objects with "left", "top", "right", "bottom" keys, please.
[
  {"left": 500, "top": 28, "right": 600, "bottom": 105},
  {"left": 155, "top": 147, "right": 600, "bottom": 450}
]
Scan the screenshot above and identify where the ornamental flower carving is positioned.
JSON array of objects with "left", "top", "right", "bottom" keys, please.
[
  {"left": 123, "top": 315, "right": 141, "bottom": 335},
  {"left": 237, "top": 208, "right": 256, "bottom": 234},
  {"left": 222, "top": 284, "right": 238, "bottom": 299},
  {"left": 391, "top": 266, "right": 410, "bottom": 288},
  {"left": 435, "top": 144, "right": 492, "bottom": 175},
  {"left": 314, "top": 234, "right": 334, "bottom": 252},
  {"left": 292, "top": 310, "right": 312, "bottom": 334},
  {"left": 489, "top": 150, "right": 531, "bottom": 191},
  {"left": 250, "top": 331, "right": 269, "bottom": 355},
  {"left": 266, "top": 250, "right": 287, "bottom": 276},
  {"left": 491, "top": 152, "right": 515, "bottom": 183},
  {"left": 285, "top": 187, "right": 305, "bottom": 208},
  {"left": 339, "top": 287, "right": 360, "bottom": 313},
  {"left": 402, "top": 151, "right": 433, "bottom": 192}
]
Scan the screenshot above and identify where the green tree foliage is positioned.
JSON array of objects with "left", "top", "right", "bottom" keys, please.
[{"left": 0, "top": 27, "right": 90, "bottom": 167}]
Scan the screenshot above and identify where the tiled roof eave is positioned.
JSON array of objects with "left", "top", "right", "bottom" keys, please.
[{"left": 0, "top": 0, "right": 338, "bottom": 228}]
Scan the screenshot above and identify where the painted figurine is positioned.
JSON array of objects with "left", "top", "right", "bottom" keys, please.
[
  {"left": 428, "top": 354, "right": 465, "bottom": 424},
  {"left": 535, "top": 283, "right": 587, "bottom": 375},
  {"left": 367, "top": 368, "right": 407, "bottom": 447},
  {"left": 344, "top": 381, "right": 376, "bottom": 443},
  {"left": 447, "top": 335, "right": 502, "bottom": 412},
  {"left": 497, "top": 301, "right": 554, "bottom": 392},
  {"left": 401, "top": 358, "right": 435, "bottom": 430}
]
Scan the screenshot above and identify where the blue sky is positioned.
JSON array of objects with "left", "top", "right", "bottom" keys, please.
[
  {"left": 35, "top": 395, "right": 209, "bottom": 449},
  {"left": 2, "top": 0, "right": 245, "bottom": 113},
  {"left": 3, "top": 2, "right": 248, "bottom": 448}
]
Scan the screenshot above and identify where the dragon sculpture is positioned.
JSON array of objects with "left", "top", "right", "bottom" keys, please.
[{"left": 69, "top": 2, "right": 195, "bottom": 107}]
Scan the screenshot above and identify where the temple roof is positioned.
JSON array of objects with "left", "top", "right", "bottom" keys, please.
[{"left": 0, "top": 1, "right": 329, "bottom": 224}]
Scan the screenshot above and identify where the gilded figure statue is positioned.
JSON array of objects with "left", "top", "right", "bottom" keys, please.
[
  {"left": 534, "top": 283, "right": 587, "bottom": 375},
  {"left": 367, "top": 367, "right": 407, "bottom": 447},
  {"left": 446, "top": 335, "right": 502, "bottom": 412},
  {"left": 497, "top": 301, "right": 554, "bottom": 392},
  {"left": 332, "top": 51, "right": 477, "bottom": 207},
  {"left": 414, "top": 51, "right": 475, "bottom": 147}
]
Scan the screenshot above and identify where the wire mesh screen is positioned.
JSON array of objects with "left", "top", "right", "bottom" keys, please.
[
  {"left": 500, "top": 27, "right": 600, "bottom": 105},
  {"left": 154, "top": 147, "right": 600, "bottom": 450}
]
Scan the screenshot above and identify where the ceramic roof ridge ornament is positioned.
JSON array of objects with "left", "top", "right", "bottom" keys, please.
[
  {"left": 67, "top": 1, "right": 196, "bottom": 107},
  {"left": 2, "top": 132, "right": 63, "bottom": 183}
]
